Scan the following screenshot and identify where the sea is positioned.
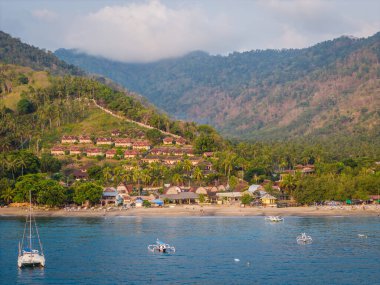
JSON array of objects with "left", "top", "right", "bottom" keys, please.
[{"left": 0, "top": 216, "right": 379, "bottom": 285}]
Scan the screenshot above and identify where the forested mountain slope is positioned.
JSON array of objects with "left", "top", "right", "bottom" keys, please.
[
  {"left": 0, "top": 31, "right": 83, "bottom": 76},
  {"left": 56, "top": 33, "right": 380, "bottom": 139}
]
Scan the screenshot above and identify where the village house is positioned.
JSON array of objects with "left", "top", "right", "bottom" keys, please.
[
  {"left": 163, "top": 137, "right": 174, "bottom": 145},
  {"left": 117, "top": 182, "right": 134, "bottom": 195},
  {"left": 203, "top": 152, "right": 214, "bottom": 158},
  {"left": 161, "top": 147, "right": 175, "bottom": 156},
  {"left": 141, "top": 155, "right": 161, "bottom": 164},
  {"left": 162, "top": 156, "right": 180, "bottom": 165},
  {"left": 61, "top": 135, "right": 78, "bottom": 144},
  {"left": 114, "top": 138, "right": 133, "bottom": 148},
  {"left": 86, "top": 148, "right": 104, "bottom": 157},
  {"left": 261, "top": 193, "right": 277, "bottom": 207},
  {"left": 72, "top": 169, "right": 88, "bottom": 181},
  {"left": 96, "top": 137, "right": 113, "bottom": 145},
  {"left": 189, "top": 157, "right": 201, "bottom": 165},
  {"left": 122, "top": 164, "right": 135, "bottom": 171},
  {"left": 51, "top": 146, "right": 66, "bottom": 156},
  {"left": 111, "top": 129, "right": 121, "bottom": 136},
  {"left": 175, "top": 137, "right": 186, "bottom": 146},
  {"left": 105, "top": 149, "right": 117, "bottom": 158},
  {"left": 101, "top": 187, "right": 121, "bottom": 206},
  {"left": 78, "top": 135, "right": 92, "bottom": 144},
  {"left": 183, "top": 148, "right": 195, "bottom": 156},
  {"left": 132, "top": 140, "right": 151, "bottom": 150},
  {"left": 173, "top": 149, "right": 184, "bottom": 156},
  {"left": 69, "top": 146, "right": 82, "bottom": 155},
  {"left": 124, "top": 149, "right": 139, "bottom": 158},
  {"left": 150, "top": 147, "right": 163, "bottom": 156}
]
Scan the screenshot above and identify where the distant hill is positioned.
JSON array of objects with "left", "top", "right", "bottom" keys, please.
[
  {"left": 0, "top": 31, "right": 83, "bottom": 76},
  {"left": 56, "top": 32, "right": 380, "bottom": 139}
]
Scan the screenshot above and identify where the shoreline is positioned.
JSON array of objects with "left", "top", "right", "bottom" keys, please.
[{"left": 1, "top": 205, "right": 379, "bottom": 218}]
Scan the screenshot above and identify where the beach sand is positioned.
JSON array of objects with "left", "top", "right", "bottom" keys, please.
[{"left": 1, "top": 205, "right": 379, "bottom": 218}]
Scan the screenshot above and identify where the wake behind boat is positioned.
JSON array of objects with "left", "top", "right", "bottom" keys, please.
[
  {"left": 148, "top": 239, "right": 175, "bottom": 253},
  {"left": 18, "top": 191, "right": 45, "bottom": 268}
]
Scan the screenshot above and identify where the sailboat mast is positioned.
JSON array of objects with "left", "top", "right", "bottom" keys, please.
[{"left": 29, "top": 189, "right": 32, "bottom": 250}]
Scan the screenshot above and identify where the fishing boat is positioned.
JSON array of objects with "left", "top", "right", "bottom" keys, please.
[
  {"left": 296, "top": 233, "right": 312, "bottom": 244},
  {"left": 18, "top": 191, "right": 45, "bottom": 268},
  {"left": 265, "top": 216, "right": 284, "bottom": 222},
  {"left": 148, "top": 239, "right": 175, "bottom": 253}
]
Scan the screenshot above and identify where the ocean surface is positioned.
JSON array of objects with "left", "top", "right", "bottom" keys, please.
[{"left": 0, "top": 216, "right": 379, "bottom": 285}]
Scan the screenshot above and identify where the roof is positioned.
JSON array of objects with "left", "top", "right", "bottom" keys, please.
[
  {"left": 160, "top": 192, "right": 199, "bottom": 200},
  {"left": 248, "top": 184, "right": 261, "bottom": 193},
  {"left": 216, "top": 192, "right": 243, "bottom": 198},
  {"left": 261, "top": 193, "right": 277, "bottom": 200},
  {"left": 103, "top": 187, "right": 118, "bottom": 197}
]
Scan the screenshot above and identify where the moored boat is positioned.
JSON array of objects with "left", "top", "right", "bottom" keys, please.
[
  {"left": 296, "top": 233, "right": 312, "bottom": 244},
  {"left": 18, "top": 191, "right": 45, "bottom": 268},
  {"left": 265, "top": 216, "right": 284, "bottom": 222},
  {"left": 148, "top": 239, "right": 175, "bottom": 253}
]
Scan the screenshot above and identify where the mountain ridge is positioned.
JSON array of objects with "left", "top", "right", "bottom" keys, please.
[{"left": 55, "top": 32, "right": 380, "bottom": 139}]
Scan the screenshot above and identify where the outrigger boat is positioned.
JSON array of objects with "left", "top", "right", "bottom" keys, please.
[
  {"left": 148, "top": 239, "right": 175, "bottom": 253},
  {"left": 18, "top": 190, "right": 45, "bottom": 268},
  {"left": 296, "top": 233, "right": 313, "bottom": 244},
  {"left": 265, "top": 216, "right": 284, "bottom": 222}
]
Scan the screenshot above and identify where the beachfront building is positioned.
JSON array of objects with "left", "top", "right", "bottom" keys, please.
[
  {"left": 51, "top": 146, "right": 66, "bottom": 156},
  {"left": 261, "top": 193, "right": 277, "bottom": 207},
  {"left": 101, "top": 187, "right": 120, "bottom": 206},
  {"left": 216, "top": 192, "right": 243, "bottom": 205},
  {"left": 160, "top": 192, "right": 199, "bottom": 204}
]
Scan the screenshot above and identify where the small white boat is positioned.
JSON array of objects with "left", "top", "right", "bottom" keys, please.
[
  {"left": 358, "top": 234, "right": 367, "bottom": 238},
  {"left": 296, "top": 233, "right": 312, "bottom": 244},
  {"left": 18, "top": 191, "right": 45, "bottom": 268},
  {"left": 148, "top": 239, "right": 175, "bottom": 253},
  {"left": 265, "top": 216, "right": 284, "bottom": 222}
]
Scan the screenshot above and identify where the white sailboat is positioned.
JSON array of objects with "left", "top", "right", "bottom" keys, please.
[{"left": 18, "top": 191, "right": 45, "bottom": 268}]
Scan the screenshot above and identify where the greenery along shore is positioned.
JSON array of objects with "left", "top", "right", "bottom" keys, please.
[{"left": 0, "top": 30, "right": 380, "bottom": 208}]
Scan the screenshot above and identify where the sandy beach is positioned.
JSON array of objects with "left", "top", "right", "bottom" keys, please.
[{"left": 1, "top": 205, "right": 379, "bottom": 218}]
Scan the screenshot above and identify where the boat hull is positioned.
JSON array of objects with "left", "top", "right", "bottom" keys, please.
[{"left": 18, "top": 253, "right": 45, "bottom": 268}]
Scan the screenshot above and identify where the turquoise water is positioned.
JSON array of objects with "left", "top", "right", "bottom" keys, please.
[{"left": 0, "top": 216, "right": 379, "bottom": 284}]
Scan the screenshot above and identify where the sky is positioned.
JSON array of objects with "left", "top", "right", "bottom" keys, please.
[{"left": 0, "top": 0, "right": 379, "bottom": 63}]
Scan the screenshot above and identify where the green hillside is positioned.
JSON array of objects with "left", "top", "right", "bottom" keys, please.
[{"left": 56, "top": 32, "right": 380, "bottom": 139}]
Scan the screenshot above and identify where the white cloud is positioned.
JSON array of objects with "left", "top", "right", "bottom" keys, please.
[
  {"left": 64, "top": 0, "right": 236, "bottom": 62},
  {"left": 31, "top": 9, "right": 57, "bottom": 22}
]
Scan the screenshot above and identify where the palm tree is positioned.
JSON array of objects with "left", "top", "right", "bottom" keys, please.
[
  {"left": 182, "top": 159, "right": 193, "bottom": 187},
  {"left": 193, "top": 167, "right": 203, "bottom": 186},
  {"left": 172, "top": 173, "right": 183, "bottom": 186},
  {"left": 1, "top": 187, "right": 15, "bottom": 204},
  {"left": 17, "top": 154, "right": 27, "bottom": 176},
  {"left": 102, "top": 166, "right": 112, "bottom": 182},
  {"left": 132, "top": 167, "right": 142, "bottom": 195},
  {"left": 222, "top": 151, "right": 236, "bottom": 187}
]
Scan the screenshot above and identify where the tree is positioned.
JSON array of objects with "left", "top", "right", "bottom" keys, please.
[
  {"left": 193, "top": 167, "right": 203, "bottom": 185},
  {"left": 13, "top": 174, "right": 44, "bottom": 203},
  {"left": 37, "top": 180, "right": 66, "bottom": 207},
  {"left": 146, "top": 129, "right": 163, "bottom": 145},
  {"left": 1, "top": 187, "right": 15, "bottom": 204},
  {"left": 73, "top": 182, "right": 103, "bottom": 205},
  {"left": 172, "top": 173, "right": 183, "bottom": 185},
  {"left": 241, "top": 193, "right": 253, "bottom": 205},
  {"left": 40, "top": 153, "right": 62, "bottom": 173},
  {"left": 102, "top": 166, "right": 112, "bottom": 182},
  {"left": 17, "top": 98, "right": 35, "bottom": 114}
]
